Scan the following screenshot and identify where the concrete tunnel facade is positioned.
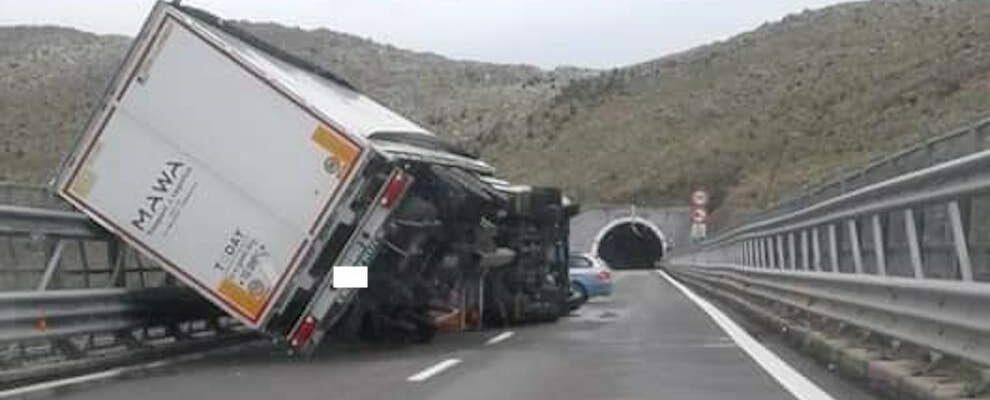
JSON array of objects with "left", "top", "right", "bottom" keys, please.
[{"left": 570, "top": 207, "right": 690, "bottom": 269}]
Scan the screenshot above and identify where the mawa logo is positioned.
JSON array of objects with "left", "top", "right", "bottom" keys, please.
[{"left": 131, "top": 160, "right": 188, "bottom": 233}]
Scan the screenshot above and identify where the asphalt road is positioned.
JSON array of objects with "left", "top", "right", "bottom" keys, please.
[{"left": 37, "top": 271, "right": 877, "bottom": 400}]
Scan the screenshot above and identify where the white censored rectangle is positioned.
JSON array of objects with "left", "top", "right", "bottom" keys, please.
[{"left": 332, "top": 266, "right": 368, "bottom": 288}]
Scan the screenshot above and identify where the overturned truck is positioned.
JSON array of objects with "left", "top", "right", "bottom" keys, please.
[{"left": 55, "top": 2, "right": 577, "bottom": 354}]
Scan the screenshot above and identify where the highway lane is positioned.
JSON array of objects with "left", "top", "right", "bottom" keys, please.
[{"left": 38, "top": 271, "right": 876, "bottom": 400}]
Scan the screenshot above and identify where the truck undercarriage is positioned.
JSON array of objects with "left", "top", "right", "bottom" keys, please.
[{"left": 333, "top": 161, "right": 576, "bottom": 343}]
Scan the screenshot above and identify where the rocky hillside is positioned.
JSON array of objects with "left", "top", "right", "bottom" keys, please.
[
  {"left": 0, "top": 27, "right": 129, "bottom": 184},
  {"left": 0, "top": 21, "right": 588, "bottom": 184},
  {"left": 4, "top": 0, "right": 990, "bottom": 220},
  {"left": 484, "top": 0, "right": 990, "bottom": 219}
]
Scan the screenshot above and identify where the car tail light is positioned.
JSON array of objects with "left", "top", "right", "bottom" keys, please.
[
  {"left": 380, "top": 171, "right": 410, "bottom": 208},
  {"left": 289, "top": 315, "right": 317, "bottom": 348},
  {"left": 597, "top": 270, "right": 611, "bottom": 282}
]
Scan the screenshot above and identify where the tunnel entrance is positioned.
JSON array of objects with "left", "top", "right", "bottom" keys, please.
[{"left": 591, "top": 218, "right": 665, "bottom": 270}]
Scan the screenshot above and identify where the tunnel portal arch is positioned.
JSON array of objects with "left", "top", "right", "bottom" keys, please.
[{"left": 589, "top": 217, "right": 667, "bottom": 269}]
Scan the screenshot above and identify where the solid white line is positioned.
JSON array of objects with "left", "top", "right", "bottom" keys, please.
[
  {"left": 655, "top": 270, "right": 836, "bottom": 400},
  {"left": 485, "top": 331, "right": 515, "bottom": 345},
  {"left": 0, "top": 369, "right": 126, "bottom": 399},
  {"left": 0, "top": 355, "right": 197, "bottom": 399},
  {"left": 406, "top": 358, "right": 462, "bottom": 382}
]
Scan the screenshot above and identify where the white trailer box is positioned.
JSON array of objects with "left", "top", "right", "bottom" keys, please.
[{"left": 55, "top": 2, "right": 461, "bottom": 350}]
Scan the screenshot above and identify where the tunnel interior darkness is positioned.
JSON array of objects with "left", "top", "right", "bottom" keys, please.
[{"left": 595, "top": 221, "right": 664, "bottom": 269}]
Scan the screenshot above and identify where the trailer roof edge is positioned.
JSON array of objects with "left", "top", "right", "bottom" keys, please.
[{"left": 172, "top": 4, "right": 358, "bottom": 92}]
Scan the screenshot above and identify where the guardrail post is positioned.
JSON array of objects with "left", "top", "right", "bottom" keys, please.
[
  {"left": 135, "top": 252, "right": 149, "bottom": 288},
  {"left": 811, "top": 227, "right": 822, "bottom": 271},
  {"left": 788, "top": 232, "right": 797, "bottom": 270},
  {"left": 756, "top": 238, "right": 770, "bottom": 268},
  {"left": 108, "top": 240, "right": 126, "bottom": 288},
  {"left": 828, "top": 224, "right": 840, "bottom": 272},
  {"left": 847, "top": 220, "right": 864, "bottom": 274},
  {"left": 872, "top": 214, "right": 887, "bottom": 276},
  {"left": 738, "top": 240, "right": 749, "bottom": 267},
  {"left": 744, "top": 240, "right": 750, "bottom": 267},
  {"left": 800, "top": 230, "right": 810, "bottom": 271},
  {"left": 948, "top": 200, "right": 974, "bottom": 281},
  {"left": 36, "top": 239, "right": 65, "bottom": 291},
  {"left": 750, "top": 241, "right": 757, "bottom": 268},
  {"left": 766, "top": 237, "right": 774, "bottom": 269},
  {"left": 757, "top": 238, "right": 771, "bottom": 269},
  {"left": 737, "top": 242, "right": 743, "bottom": 266},
  {"left": 766, "top": 237, "right": 774, "bottom": 268},
  {"left": 6, "top": 236, "right": 18, "bottom": 267},
  {"left": 904, "top": 209, "right": 925, "bottom": 278},
  {"left": 745, "top": 241, "right": 753, "bottom": 267},
  {"left": 77, "top": 240, "right": 92, "bottom": 288},
  {"left": 776, "top": 235, "right": 787, "bottom": 270},
  {"left": 754, "top": 241, "right": 760, "bottom": 268},
  {"left": 753, "top": 241, "right": 759, "bottom": 267}
]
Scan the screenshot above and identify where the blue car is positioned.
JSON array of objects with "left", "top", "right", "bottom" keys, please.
[{"left": 569, "top": 253, "right": 613, "bottom": 305}]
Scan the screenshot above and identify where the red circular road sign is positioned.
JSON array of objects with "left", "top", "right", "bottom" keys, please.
[
  {"left": 691, "top": 208, "right": 708, "bottom": 223},
  {"left": 691, "top": 190, "right": 709, "bottom": 207}
]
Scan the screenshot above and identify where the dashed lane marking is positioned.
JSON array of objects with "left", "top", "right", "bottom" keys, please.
[
  {"left": 407, "top": 358, "right": 462, "bottom": 382},
  {"left": 485, "top": 331, "right": 515, "bottom": 346}
]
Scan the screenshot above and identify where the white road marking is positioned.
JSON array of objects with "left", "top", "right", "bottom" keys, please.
[
  {"left": 485, "top": 331, "right": 515, "bottom": 345},
  {"left": 656, "top": 269, "right": 836, "bottom": 400},
  {"left": 0, "top": 354, "right": 202, "bottom": 399},
  {"left": 406, "top": 358, "right": 462, "bottom": 382}
]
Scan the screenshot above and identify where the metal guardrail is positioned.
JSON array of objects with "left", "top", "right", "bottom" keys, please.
[
  {"left": 0, "top": 204, "right": 104, "bottom": 239},
  {"left": 0, "top": 183, "right": 70, "bottom": 210},
  {"left": 668, "top": 265, "right": 990, "bottom": 366},
  {"left": 0, "top": 287, "right": 251, "bottom": 389},
  {"left": 0, "top": 203, "right": 255, "bottom": 388},
  {"left": 0, "top": 287, "right": 220, "bottom": 344},
  {"left": 669, "top": 122, "right": 990, "bottom": 369},
  {"left": 0, "top": 204, "right": 167, "bottom": 291}
]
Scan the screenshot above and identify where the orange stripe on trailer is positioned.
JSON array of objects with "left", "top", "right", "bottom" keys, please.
[
  {"left": 217, "top": 277, "right": 267, "bottom": 319},
  {"left": 312, "top": 124, "right": 360, "bottom": 175}
]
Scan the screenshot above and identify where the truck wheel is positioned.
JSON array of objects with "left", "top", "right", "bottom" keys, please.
[{"left": 569, "top": 281, "right": 588, "bottom": 311}]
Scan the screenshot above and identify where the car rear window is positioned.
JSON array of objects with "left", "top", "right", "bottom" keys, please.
[{"left": 569, "top": 256, "right": 593, "bottom": 269}]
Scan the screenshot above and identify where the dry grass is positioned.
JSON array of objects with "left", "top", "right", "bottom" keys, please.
[{"left": 482, "top": 0, "right": 990, "bottom": 215}]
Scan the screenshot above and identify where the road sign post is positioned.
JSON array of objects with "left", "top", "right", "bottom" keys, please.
[
  {"left": 690, "top": 189, "right": 708, "bottom": 240},
  {"left": 691, "top": 190, "right": 709, "bottom": 208}
]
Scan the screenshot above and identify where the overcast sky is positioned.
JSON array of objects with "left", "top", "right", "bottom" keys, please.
[{"left": 0, "top": 0, "right": 853, "bottom": 69}]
